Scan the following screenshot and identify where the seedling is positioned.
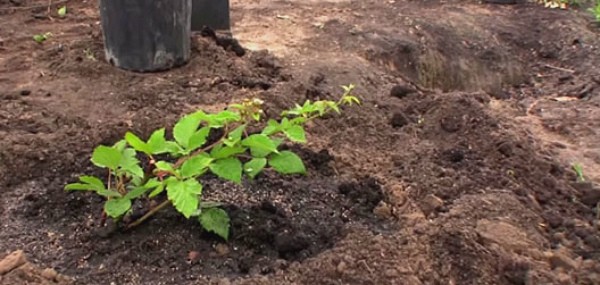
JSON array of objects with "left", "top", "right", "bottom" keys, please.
[
  {"left": 572, "top": 163, "right": 585, "bottom": 182},
  {"left": 57, "top": 6, "right": 67, "bottom": 17},
  {"left": 66, "top": 85, "right": 360, "bottom": 240},
  {"left": 590, "top": 0, "right": 600, "bottom": 22},
  {"left": 33, "top": 32, "right": 52, "bottom": 43}
]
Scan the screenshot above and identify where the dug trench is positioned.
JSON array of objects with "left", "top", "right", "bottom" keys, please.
[{"left": 2, "top": 0, "right": 600, "bottom": 284}]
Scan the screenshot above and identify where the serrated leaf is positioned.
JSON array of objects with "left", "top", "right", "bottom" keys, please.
[
  {"left": 78, "top": 176, "right": 105, "bottom": 190},
  {"left": 96, "top": 189, "right": 124, "bottom": 198},
  {"left": 210, "top": 144, "right": 247, "bottom": 159},
  {"left": 148, "top": 182, "right": 165, "bottom": 198},
  {"left": 181, "top": 154, "right": 214, "bottom": 178},
  {"left": 198, "top": 208, "right": 230, "bottom": 240},
  {"left": 224, "top": 124, "right": 246, "bottom": 146},
  {"left": 244, "top": 158, "right": 267, "bottom": 179},
  {"left": 211, "top": 111, "right": 241, "bottom": 126},
  {"left": 250, "top": 138, "right": 283, "bottom": 158},
  {"left": 268, "top": 151, "right": 306, "bottom": 174},
  {"left": 155, "top": 161, "right": 175, "bottom": 173},
  {"left": 119, "top": 148, "right": 144, "bottom": 178},
  {"left": 262, "top": 119, "right": 281, "bottom": 135},
  {"left": 283, "top": 125, "right": 306, "bottom": 143},
  {"left": 209, "top": 157, "right": 242, "bottom": 184},
  {"left": 104, "top": 198, "right": 131, "bottom": 218},
  {"left": 57, "top": 6, "right": 67, "bottom": 17},
  {"left": 165, "top": 141, "right": 185, "bottom": 156},
  {"left": 113, "top": 140, "right": 127, "bottom": 152},
  {"left": 65, "top": 183, "right": 97, "bottom": 191},
  {"left": 187, "top": 127, "right": 210, "bottom": 152},
  {"left": 91, "top": 145, "right": 122, "bottom": 170},
  {"left": 125, "top": 132, "right": 151, "bottom": 154},
  {"left": 173, "top": 112, "right": 204, "bottom": 148},
  {"left": 166, "top": 178, "right": 202, "bottom": 218},
  {"left": 242, "top": 134, "right": 278, "bottom": 156},
  {"left": 147, "top": 128, "right": 167, "bottom": 154},
  {"left": 124, "top": 178, "right": 160, "bottom": 199}
]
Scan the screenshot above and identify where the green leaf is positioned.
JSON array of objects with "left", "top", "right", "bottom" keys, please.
[
  {"left": 113, "top": 140, "right": 127, "bottom": 152},
  {"left": 148, "top": 182, "right": 165, "bottom": 198},
  {"left": 65, "top": 183, "right": 96, "bottom": 191},
  {"left": 261, "top": 119, "right": 281, "bottom": 135},
  {"left": 210, "top": 111, "right": 241, "bottom": 127},
  {"left": 173, "top": 112, "right": 204, "bottom": 148},
  {"left": 198, "top": 208, "right": 230, "bottom": 240},
  {"left": 242, "top": 134, "right": 279, "bottom": 156},
  {"left": 210, "top": 144, "right": 247, "bottom": 159},
  {"left": 268, "top": 151, "right": 306, "bottom": 174},
  {"left": 96, "top": 189, "right": 124, "bottom": 198},
  {"left": 147, "top": 128, "right": 167, "bottom": 154},
  {"left": 125, "top": 132, "right": 151, "bottom": 154},
  {"left": 119, "top": 148, "right": 144, "bottom": 178},
  {"left": 181, "top": 154, "right": 214, "bottom": 178},
  {"left": 224, "top": 124, "right": 246, "bottom": 147},
  {"left": 78, "top": 176, "right": 105, "bottom": 190},
  {"left": 91, "top": 145, "right": 122, "bottom": 170},
  {"left": 209, "top": 157, "right": 243, "bottom": 184},
  {"left": 283, "top": 125, "right": 306, "bottom": 143},
  {"left": 165, "top": 141, "right": 185, "bottom": 156},
  {"left": 104, "top": 198, "right": 132, "bottom": 218},
  {"left": 33, "top": 34, "right": 48, "bottom": 43},
  {"left": 187, "top": 127, "right": 210, "bottom": 152},
  {"left": 166, "top": 178, "right": 202, "bottom": 218},
  {"left": 244, "top": 158, "right": 267, "bottom": 179},
  {"left": 250, "top": 138, "right": 283, "bottom": 158},
  {"left": 124, "top": 178, "right": 160, "bottom": 199},
  {"left": 155, "top": 161, "right": 176, "bottom": 173},
  {"left": 57, "top": 6, "right": 67, "bottom": 17}
]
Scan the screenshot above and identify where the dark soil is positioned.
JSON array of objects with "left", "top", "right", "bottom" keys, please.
[{"left": 2, "top": 0, "right": 600, "bottom": 284}]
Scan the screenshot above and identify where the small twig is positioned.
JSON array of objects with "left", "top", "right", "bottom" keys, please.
[
  {"left": 0, "top": 0, "right": 67, "bottom": 10},
  {"left": 126, "top": 200, "right": 171, "bottom": 229},
  {"left": 544, "top": 64, "right": 575, "bottom": 73}
]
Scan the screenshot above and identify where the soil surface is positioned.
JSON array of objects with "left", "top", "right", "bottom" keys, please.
[{"left": 2, "top": 0, "right": 600, "bottom": 284}]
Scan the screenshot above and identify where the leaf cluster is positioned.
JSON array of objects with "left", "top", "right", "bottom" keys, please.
[{"left": 66, "top": 85, "right": 360, "bottom": 241}]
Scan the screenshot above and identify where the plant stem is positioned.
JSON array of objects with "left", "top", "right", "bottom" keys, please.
[
  {"left": 173, "top": 126, "right": 230, "bottom": 168},
  {"left": 125, "top": 200, "right": 171, "bottom": 230}
]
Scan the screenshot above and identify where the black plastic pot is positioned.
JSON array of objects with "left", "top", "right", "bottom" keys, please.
[
  {"left": 99, "top": 0, "right": 192, "bottom": 72},
  {"left": 191, "top": 0, "right": 230, "bottom": 32}
]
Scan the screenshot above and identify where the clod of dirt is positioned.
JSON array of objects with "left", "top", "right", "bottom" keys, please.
[
  {"left": 420, "top": 194, "right": 444, "bottom": 216},
  {"left": 475, "top": 220, "right": 534, "bottom": 252},
  {"left": 442, "top": 148, "right": 465, "bottom": 163},
  {"left": 390, "top": 112, "right": 410, "bottom": 128},
  {"left": 187, "top": 251, "right": 200, "bottom": 264},
  {"left": 0, "top": 250, "right": 72, "bottom": 285},
  {"left": 387, "top": 184, "right": 408, "bottom": 207},
  {"left": 274, "top": 231, "right": 310, "bottom": 257},
  {"left": 542, "top": 210, "right": 564, "bottom": 229},
  {"left": 214, "top": 244, "right": 230, "bottom": 256},
  {"left": 373, "top": 201, "right": 393, "bottom": 219},
  {"left": 548, "top": 250, "right": 580, "bottom": 271},
  {"left": 390, "top": 84, "right": 417, "bottom": 99},
  {"left": 0, "top": 250, "right": 26, "bottom": 274},
  {"left": 199, "top": 27, "right": 245, "bottom": 57},
  {"left": 338, "top": 178, "right": 384, "bottom": 215},
  {"left": 501, "top": 260, "right": 530, "bottom": 285},
  {"left": 573, "top": 182, "right": 600, "bottom": 207},
  {"left": 440, "top": 115, "right": 462, "bottom": 133}
]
